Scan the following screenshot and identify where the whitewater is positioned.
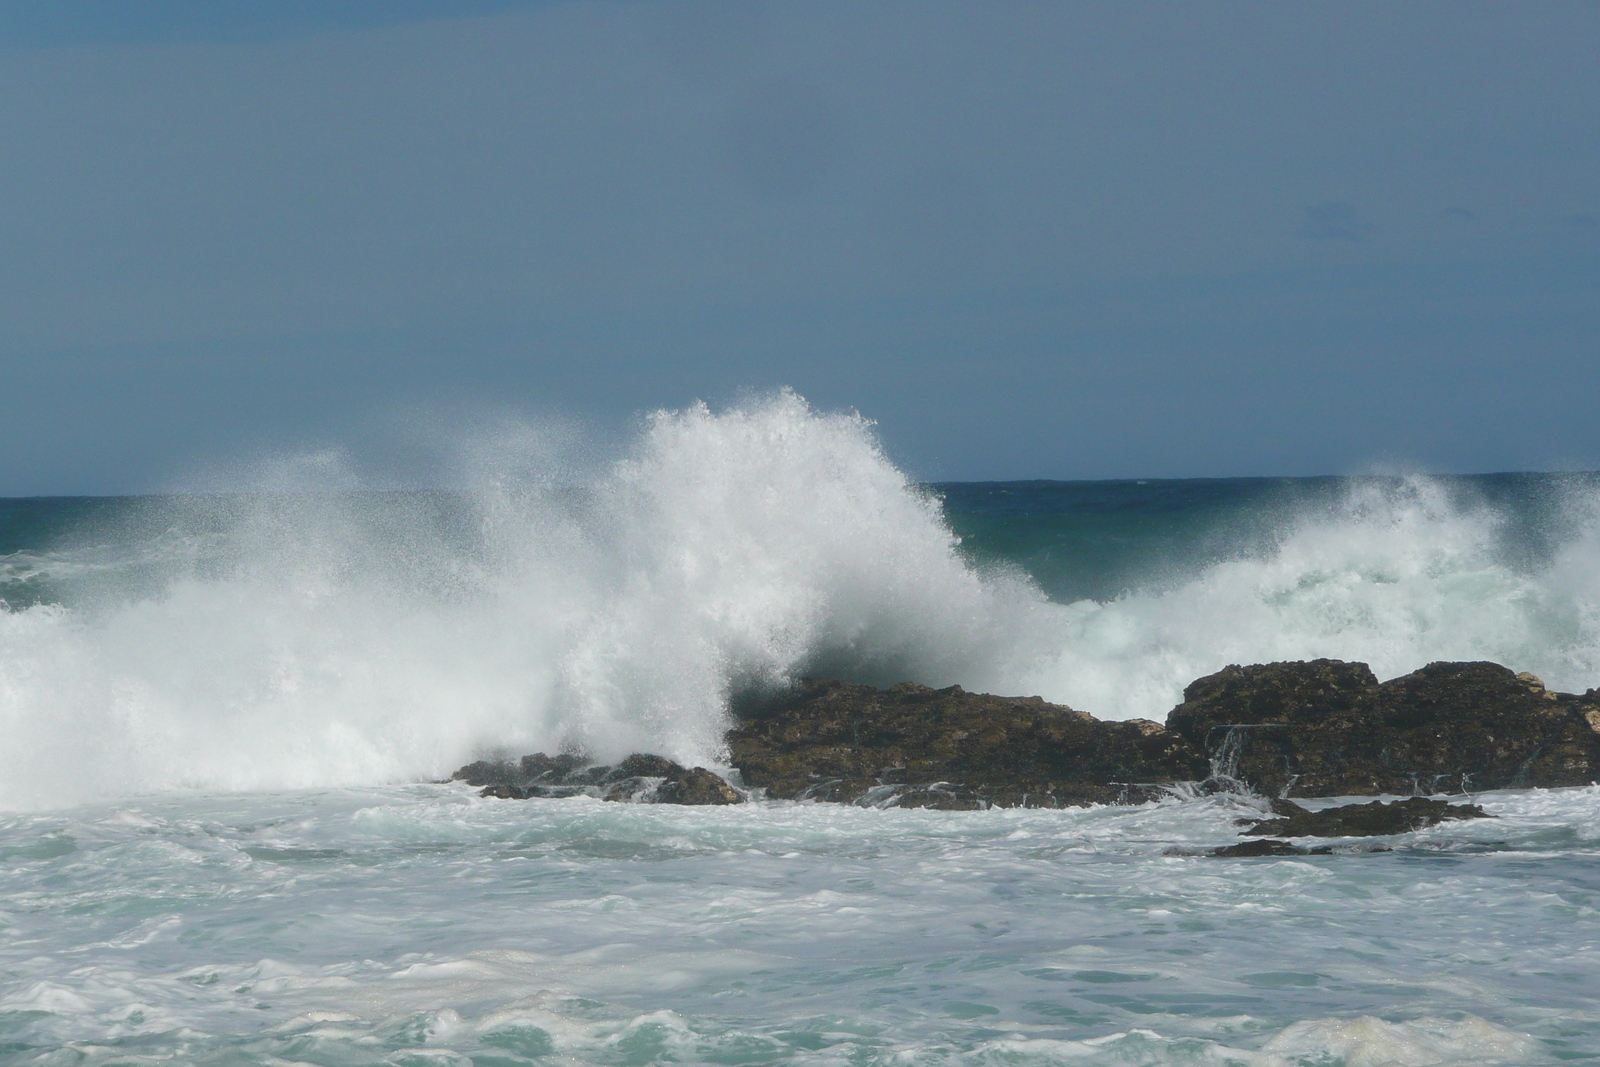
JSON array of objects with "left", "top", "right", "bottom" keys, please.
[
  {"left": 3, "top": 392, "right": 1600, "bottom": 1065},
  {"left": 3, "top": 392, "right": 1599, "bottom": 810}
]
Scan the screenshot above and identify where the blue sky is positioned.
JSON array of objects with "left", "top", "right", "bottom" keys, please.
[{"left": 2, "top": 1, "right": 1597, "bottom": 493}]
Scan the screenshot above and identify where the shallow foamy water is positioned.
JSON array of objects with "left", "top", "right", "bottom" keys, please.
[{"left": 3, "top": 787, "right": 1597, "bottom": 1066}]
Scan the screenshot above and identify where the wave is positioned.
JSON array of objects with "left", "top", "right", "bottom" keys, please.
[
  {"left": 2, "top": 390, "right": 1598, "bottom": 809},
  {"left": 1023, "top": 474, "right": 1600, "bottom": 720}
]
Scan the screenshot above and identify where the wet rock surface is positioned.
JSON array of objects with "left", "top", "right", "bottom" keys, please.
[
  {"left": 1211, "top": 838, "right": 1334, "bottom": 858},
  {"left": 728, "top": 678, "right": 1207, "bottom": 807},
  {"left": 452, "top": 659, "right": 1600, "bottom": 811},
  {"left": 1167, "top": 659, "right": 1600, "bottom": 796},
  {"left": 453, "top": 754, "right": 742, "bottom": 805},
  {"left": 1241, "top": 796, "right": 1490, "bottom": 838},
  {"left": 655, "top": 766, "right": 743, "bottom": 805}
]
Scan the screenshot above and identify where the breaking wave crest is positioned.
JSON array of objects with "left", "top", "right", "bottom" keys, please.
[
  {"left": 2, "top": 390, "right": 1599, "bottom": 809},
  {"left": 1022, "top": 473, "right": 1600, "bottom": 721}
]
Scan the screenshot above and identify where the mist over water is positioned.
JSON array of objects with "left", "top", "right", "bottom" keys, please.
[{"left": 2, "top": 391, "right": 1599, "bottom": 810}]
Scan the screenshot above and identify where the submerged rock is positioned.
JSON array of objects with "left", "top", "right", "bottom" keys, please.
[
  {"left": 728, "top": 678, "right": 1208, "bottom": 807},
  {"left": 478, "top": 783, "right": 535, "bottom": 800},
  {"left": 892, "top": 786, "right": 988, "bottom": 811},
  {"left": 1211, "top": 838, "right": 1333, "bottom": 858},
  {"left": 1166, "top": 659, "right": 1600, "bottom": 797},
  {"left": 1241, "top": 796, "right": 1490, "bottom": 838},
  {"left": 453, "top": 754, "right": 743, "bottom": 805}
]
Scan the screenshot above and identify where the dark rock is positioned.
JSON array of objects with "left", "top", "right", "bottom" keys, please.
[
  {"left": 455, "top": 753, "right": 591, "bottom": 790},
  {"left": 520, "top": 752, "right": 588, "bottom": 780},
  {"left": 1211, "top": 839, "right": 1333, "bottom": 857},
  {"left": 453, "top": 759, "right": 525, "bottom": 788},
  {"left": 617, "top": 754, "right": 681, "bottom": 779},
  {"left": 791, "top": 777, "right": 879, "bottom": 803},
  {"left": 563, "top": 764, "right": 620, "bottom": 786},
  {"left": 458, "top": 657, "right": 1600, "bottom": 811},
  {"left": 596, "top": 776, "right": 656, "bottom": 802},
  {"left": 655, "top": 766, "right": 743, "bottom": 805},
  {"left": 1242, "top": 796, "right": 1490, "bottom": 837},
  {"left": 893, "top": 786, "right": 987, "bottom": 811},
  {"left": 728, "top": 678, "right": 1209, "bottom": 807},
  {"left": 1164, "top": 659, "right": 1379, "bottom": 794},
  {"left": 1165, "top": 659, "right": 1600, "bottom": 796},
  {"left": 596, "top": 758, "right": 743, "bottom": 805},
  {"left": 458, "top": 752, "right": 744, "bottom": 806}
]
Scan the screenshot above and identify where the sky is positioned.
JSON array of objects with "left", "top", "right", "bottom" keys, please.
[{"left": 1, "top": 0, "right": 1597, "bottom": 493}]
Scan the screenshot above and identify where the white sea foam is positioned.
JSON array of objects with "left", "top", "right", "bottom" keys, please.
[
  {"left": 1, "top": 785, "right": 1591, "bottom": 1064},
  {"left": 2, "top": 391, "right": 1599, "bottom": 809}
]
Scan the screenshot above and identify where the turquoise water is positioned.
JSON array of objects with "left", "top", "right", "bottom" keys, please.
[
  {"left": 7, "top": 472, "right": 1596, "bottom": 611},
  {"left": 939, "top": 473, "right": 1600, "bottom": 604}
]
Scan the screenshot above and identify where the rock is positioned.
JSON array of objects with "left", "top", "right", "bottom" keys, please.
[
  {"left": 520, "top": 752, "right": 589, "bottom": 780},
  {"left": 453, "top": 759, "right": 525, "bottom": 788},
  {"left": 728, "top": 678, "right": 1208, "bottom": 807},
  {"left": 1164, "top": 659, "right": 1379, "bottom": 794},
  {"left": 456, "top": 658, "right": 1600, "bottom": 811},
  {"left": 1211, "top": 839, "right": 1333, "bottom": 857},
  {"left": 455, "top": 753, "right": 590, "bottom": 791},
  {"left": 1165, "top": 659, "right": 1600, "bottom": 796},
  {"left": 893, "top": 786, "right": 987, "bottom": 811},
  {"left": 654, "top": 766, "right": 743, "bottom": 805},
  {"left": 595, "top": 775, "right": 658, "bottom": 802},
  {"left": 1241, "top": 796, "right": 1490, "bottom": 837},
  {"left": 616, "top": 754, "right": 680, "bottom": 778},
  {"left": 457, "top": 753, "right": 743, "bottom": 805},
  {"left": 596, "top": 759, "right": 743, "bottom": 805}
]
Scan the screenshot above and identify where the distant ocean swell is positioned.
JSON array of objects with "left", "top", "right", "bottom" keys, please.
[{"left": 2, "top": 390, "right": 1598, "bottom": 810}]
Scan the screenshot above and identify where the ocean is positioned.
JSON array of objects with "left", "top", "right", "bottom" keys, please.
[{"left": 2, "top": 393, "right": 1599, "bottom": 1065}]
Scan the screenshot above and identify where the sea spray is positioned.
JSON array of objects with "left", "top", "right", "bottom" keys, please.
[
  {"left": 1021, "top": 474, "right": 1600, "bottom": 718},
  {"left": 0, "top": 392, "right": 1039, "bottom": 809},
  {"left": 2, "top": 392, "right": 1600, "bottom": 809}
]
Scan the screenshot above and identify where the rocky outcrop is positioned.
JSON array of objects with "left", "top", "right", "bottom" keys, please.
[
  {"left": 1167, "top": 659, "right": 1600, "bottom": 796},
  {"left": 1240, "top": 796, "right": 1489, "bottom": 837},
  {"left": 450, "top": 659, "right": 1600, "bottom": 811},
  {"left": 1207, "top": 795, "right": 1489, "bottom": 856},
  {"left": 454, "top": 753, "right": 742, "bottom": 805},
  {"left": 655, "top": 766, "right": 743, "bottom": 805},
  {"left": 728, "top": 678, "right": 1208, "bottom": 807},
  {"left": 1211, "top": 839, "right": 1335, "bottom": 857},
  {"left": 727, "top": 661, "right": 1600, "bottom": 805}
]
